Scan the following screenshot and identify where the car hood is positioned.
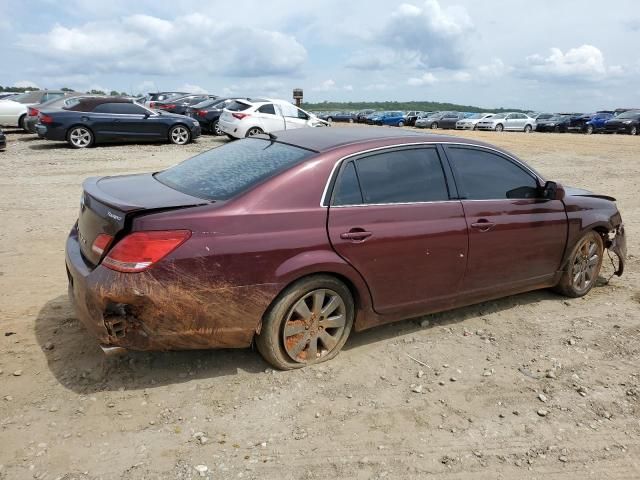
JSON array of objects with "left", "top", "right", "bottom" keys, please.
[{"left": 564, "top": 186, "right": 616, "bottom": 202}]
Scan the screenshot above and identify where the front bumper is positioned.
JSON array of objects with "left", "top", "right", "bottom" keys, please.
[
  {"left": 65, "top": 225, "right": 278, "bottom": 352},
  {"left": 605, "top": 125, "right": 633, "bottom": 134},
  {"left": 608, "top": 224, "right": 627, "bottom": 277}
]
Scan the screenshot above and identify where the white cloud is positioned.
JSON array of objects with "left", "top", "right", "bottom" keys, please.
[
  {"left": 312, "top": 79, "right": 336, "bottom": 92},
  {"left": 348, "top": 0, "right": 473, "bottom": 70},
  {"left": 525, "top": 45, "right": 611, "bottom": 80},
  {"left": 177, "top": 83, "right": 208, "bottom": 94},
  {"left": 407, "top": 72, "right": 438, "bottom": 86},
  {"left": 18, "top": 13, "right": 307, "bottom": 78},
  {"left": 14, "top": 80, "right": 39, "bottom": 89},
  {"left": 343, "top": 85, "right": 354, "bottom": 91},
  {"left": 452, "top": 71, "right": 471, "bottom": 82}
]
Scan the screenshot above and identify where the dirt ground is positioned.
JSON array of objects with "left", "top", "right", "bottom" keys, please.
[{"left": 0, "top": 125, "right": 639, "bottom": 480}]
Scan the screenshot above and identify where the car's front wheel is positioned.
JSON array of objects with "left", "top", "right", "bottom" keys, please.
[
  {"left": 67, "top": 126, "right": 94, "bottom": 148},
  {"left": 256, "top": 275, "right": 355, "bottom": 370},
  {"left": 524, "top": 124, "right": 532, "bottom": 133},
  {"left": 585, "top": 124, "right": 594, "bottom": 135},
  {"left": 18, "top": 114, "right": 27, "bottom": 132},
  {"left": 630, "top": 126, "right": 638, "bottom": 135},
  {"left": 495, "top": 123, "right": 504, "bottom": 132},
  {"left": 169, "top": 125, "right": 191, "bottom": 145},
  {"left": 553, "top": 231, "right": 603, "bottom": 298},
  {"left": 213, "top": 121, "right": 223, "bottom": 136},
  {"left": 430, "top": 122, "right": 438, "bottom": 129},
  {"left": 398, "top": 121, "right": 404, "bottom": 127}
]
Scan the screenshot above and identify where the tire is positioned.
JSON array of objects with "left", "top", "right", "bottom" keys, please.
[
  {"left": 585, "top": 124, "right": 594, "bottom": 135},
  {"left": 245, "top": 127, "right": 263, "bottom": 137},
  {"left": 169, "top": 125, "right": 191, "bottom": 145},
  {"left": 524, "top": 124, "right": 532, "bottom": 133},
  {"left": 67, "top": 126, "right": 94, "bottom": 149},
  {"left": 18, "top": 114, "right": 27, "bottom": 132},
  {"left": 430, "top": 122, "right": 438, "bottom": 129},
  {"left": 256, "top": 275, "right": 355, "bottom": 370},
  {"left": 349, "top": 118, "right": 354, "bottom": 124},
  {"left": 213, "top": 121, "right": 223, "bottom": 136},
  {"left": 553, "top": 231, "right": 604, "bottom": 298},
  {"left": 398, "top": 121, "right": 404, "bottom": 127},
  {"left": 327, "top": 117, "right": 333, "bottom": 123},
  {"left": 495, "top": 123, "right": 504, "bottom": 132},
  {"left": 630, "top": 126, "right": 638, "bottom": 136}
]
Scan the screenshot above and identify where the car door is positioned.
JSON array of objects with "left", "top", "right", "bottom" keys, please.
[
  {"left": 327, "top": 146, "right": 468, "bottom": 316},
  {"left": 255, "top": 103, "right": 286, "bottom": 132},
  {"left": 443, "top": 145, "right": 568, "bottom": 296},
  {"left": 280, "top": 103, "right": 310, "bottom": 130}
]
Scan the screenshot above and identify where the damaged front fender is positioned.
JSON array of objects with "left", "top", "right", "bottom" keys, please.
[{"left": 607, "top": 224, "right": 627, "bottom": 277}]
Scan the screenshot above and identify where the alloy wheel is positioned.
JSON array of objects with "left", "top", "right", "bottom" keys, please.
[
  {"left": 213, "top": 122, "right": 223, "bottom": 136},
  {"left": 631, "top": 126, "right": 638, "bottom": 136},
  {"left": 170, "top": 126, "right": 189, "bottom": 144},
  {"left": 282, "top": 289, "right": 347, "bottom": 364},
  {"left": 571, "top": 237, "right": 600, "bottom": 292},
  {"left": 247, "top": 127, "right": 263, "bottom": 137},
  {"left": 69, "top": 127, "right": 92, "bottom": 148}
]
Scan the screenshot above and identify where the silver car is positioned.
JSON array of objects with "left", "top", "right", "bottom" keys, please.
[
  {"left": 415, "top": 111, "right": 449, "bottom": 129},
  {"left": 475, "top": 112, "right": 536, "bottom": 132},
  {"left": 456, "top": 113, "right": 495, "bottom": 130}
]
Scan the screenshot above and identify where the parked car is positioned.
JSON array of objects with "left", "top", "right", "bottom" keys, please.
[
  {"left": 36, "top": 97, "right": 201, "bottom": 148},
  {"left": 145, "top": 92, "right": 188, "bottom": 108},
  {"left": 325, "top": 112, "right": 356, "bottom": 123},
  {"left": 456, "top": 113, "right": 495, "bottom": 130},
  {"left": 370, "top": 111, "right": 406, "bottom": 127},
  {"left": 604, "top": 110, "right": 640, "bottom": 135},
  {"left": 415, "top": 112, "right": 450, "bottom": 129},
  {"left": 64, "top": 127, "right": 626, "bottom": 369},
  {"left": 152, "top": 94, "right": 218, "bottom": 115},
  {"left": 476, "top": 112, "right": 535, "bottom": 132},
  {"left": 24, "top": 93, "right": 86, "bottom": 133},
  {"left": 433, "top": 112, "right": 466, "bottom": 129},
  {"left": 0, "top": 127, "right": 5, "bottom": 150},
  {"left": 0, "top": 90, "right": 68, "bottom": 130},
  {"left": 534, "top": 114, "right": 575, "bottom": 133},
  {"left": 568, "top": 111, "right": 614, "bottom": 134},
  {"left": 405, "top": 111, "right": 428, "bottom": 126},
  {"left": 530, "top": 113, "right": 554, "bottom": 122},
  {"left": 186, "top": 97, "right": 247, "bottom": 135},
  {"left": 355, "top": 110, "right": 376, "bottom": 123},
  {"left": 0, "top": 93, "right": 18, "bottom": 100},
  {"left": 218, "top": 98, "right": 328, "bottom": 139}
]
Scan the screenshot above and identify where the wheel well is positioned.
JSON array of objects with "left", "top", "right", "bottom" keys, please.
[
  {"left": 256, "top": 271, "right": 363, "bottom": 335},
  {"left": 592, "top": 226, "right": 610, "bottom": 247}
]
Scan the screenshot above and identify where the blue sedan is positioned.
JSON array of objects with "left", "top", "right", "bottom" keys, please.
[{"left": 371, "top": 111, "right": 407, "bottom": 127}]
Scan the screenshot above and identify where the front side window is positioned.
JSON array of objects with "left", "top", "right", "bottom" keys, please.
[
  {"left": 333, "top": 148, "right": 449, "bottom": 205},
  {"left": 447, "top": 147, "right": 539, "bottom": 200}
]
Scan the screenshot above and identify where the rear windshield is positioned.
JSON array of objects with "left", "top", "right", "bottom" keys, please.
[
  {"left": 155, "top": 138, "right": 314, "bottom": 201},
  {"left": 226, "top": 100, "right": 251, "bottom": 112}
]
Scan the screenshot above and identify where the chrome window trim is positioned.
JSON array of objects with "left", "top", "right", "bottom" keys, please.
[{"left": 320, "top": 141, "right": 543, "bottom": 207}]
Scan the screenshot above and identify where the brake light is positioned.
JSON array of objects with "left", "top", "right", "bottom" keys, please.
[
  {"left": 197, "top": 109, "right": 207, "bottom": 117},
  {"left": 159, "top": 104, "right": 175, "bottom": 110},
  {"left": 28, "top": 107, "right": 39, "bottom": 116},
  {"left": 91, "top": 233, "right": 113, "bottom": 256},
  {"left": 232, "top": 112, "right": 250, "bottom": 120},
  {"left": 102, "top": 230, "right": 191, "bottom": 273},
  {"left": 39, "top": 114, "right": 54, "bottom": 124},
  {"left": 149, "top": 101, "right": 156, "bottom": 109}
]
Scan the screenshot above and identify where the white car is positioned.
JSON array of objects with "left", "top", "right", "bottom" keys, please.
[
  {"left": 218, "top": 98, "right": 328, "bottom": 139},
  {"left": 476, "top": 112, "right": 536, "bottom": 132},
  {"left": 456, "top": 113, "right": 495, "bottom": 130},
  {"left": 0, "top": 90, "right": 67, "bottom": 130}
]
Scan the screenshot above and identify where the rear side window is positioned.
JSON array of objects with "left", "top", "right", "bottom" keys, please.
[
  {"left": 335, "top": 148, "right": 449, "bottom": 205},
  {"left": 447, "top": 147, "right": 539, "bottom": 200},
  {"left": 258, "top": 104, "right": 276, "bottom": 115},
  {"left": 332, "top": 162, "right": 363, "bottom": 206},
  {"left": 155, "top": 139, "right": 314, "bottom": 201},
  {"left": 92, "top": 103, "right": 147, "bottom": 114}
]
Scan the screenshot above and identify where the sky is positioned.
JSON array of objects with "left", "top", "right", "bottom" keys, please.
[{"left": 1, "top": 0, "right": 639, "bottom": 111}]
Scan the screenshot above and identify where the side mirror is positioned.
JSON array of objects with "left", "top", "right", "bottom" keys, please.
[{"left": 542, "top": 181, "right": 564, "bottom": 200}]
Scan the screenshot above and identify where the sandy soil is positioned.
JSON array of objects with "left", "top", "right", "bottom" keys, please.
[{"left": 0, "top": 126, "right": 639, "bottom": 479}]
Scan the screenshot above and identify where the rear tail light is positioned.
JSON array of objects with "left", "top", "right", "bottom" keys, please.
[
  {"left": 28, "top": 107, "right": 39, "bottom": 116},
  {"left": 92, "top": 233, "right": 114, "bottom": 256},
  {"left": 149, "top": 101, "right": 156, "bottom": 108},
  {"left": 159, "top": 104, "right": 175, "bottom": 110},
  {"left": 232, "top": 112, "right": 250, "bottom": 120},
  {"left": 39, "top": 114, "right": 54, "bottom": 124},
  {"left": 196, "top": 110, "right": 207, "bottom": 117},
  {"left": 102, "top": 230, "right": 191, "bottom": 273}
]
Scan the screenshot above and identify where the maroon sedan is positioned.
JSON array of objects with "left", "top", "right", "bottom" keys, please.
[{"left": 65, "top": 128, "right": 626, "bottom": 369}]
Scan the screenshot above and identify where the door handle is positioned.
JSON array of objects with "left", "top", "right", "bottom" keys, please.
[
  {"left": 340, "top": 229, "right": 373, "bottom": 241},
  {"left": 470, "top": 219, "right": 496, "bottom": 232}
]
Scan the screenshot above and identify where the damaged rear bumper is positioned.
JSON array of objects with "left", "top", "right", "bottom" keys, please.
[{"left": 65, "top": 225, "right": 280, "bottom": 353}]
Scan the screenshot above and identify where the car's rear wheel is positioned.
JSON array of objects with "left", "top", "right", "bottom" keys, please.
[
  {"left": 524, "top": 124, "right": 532, "bottom": 133},
  {"left": 213, "top": 121, "right": 223, "bottom": 136},
  {"left": 430, "top": 122, "right": 438, "bottom": 129},
  {"left": 327, "top": 117, "right": 333, "bottom": 123},
  {"left": 169, "top": 125, "right": 191, "bottom": 145},
  {"left": 67, "top": 126, "right": 94, "bottom": 148},
  {"left": 398, "top": 121, "right": 404, "bottom": 127},
  {"left": 630, "top": 126, "right": 638, "bottom": 135},
  {"left": 553, "top": 231, "right": 603, "bottom": 298},
  {"left": 585, "top": 124, "right": 594, "bottom": 135},
  {"left": 18, "top": 114, "right": 27, "bottom": 132},
  {"left": 349, "top": 118, "right": 354, "bottom": 123},
  {"left": 246, "top": 127, "right": 263, "bottom": 137},
  {"left": 495, "top": 123, "right": 504, "bottom": 132},
  {"left": 256, "top": 275, "right": 354, "bottom": 370}
]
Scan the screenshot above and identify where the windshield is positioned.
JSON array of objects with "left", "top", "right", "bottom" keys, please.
[
  {"left": 467, "top": 113, "right": 483, "bottom": 119},
  {"left": 155, "top": 139, "right": 314, "bottom": 201},
  {"left": 616, "top": 110, "right": 640, "bottom": 119},
  {"left": 491, "top": 114, "right": 506, "bottom": 119}
]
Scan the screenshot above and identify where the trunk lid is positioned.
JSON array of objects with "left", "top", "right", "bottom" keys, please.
[{"left": 78, "top": 173, "right": 208, "bottom": 266}]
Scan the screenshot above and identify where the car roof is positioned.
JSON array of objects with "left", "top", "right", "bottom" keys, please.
[{"left": 270, "top": 127, "right": 502, "bottom": 153}]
